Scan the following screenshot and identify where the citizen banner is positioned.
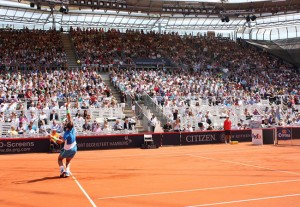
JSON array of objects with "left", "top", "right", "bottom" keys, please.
[{"left": 181, "top": 131, "right": 223, "bottom": 145}]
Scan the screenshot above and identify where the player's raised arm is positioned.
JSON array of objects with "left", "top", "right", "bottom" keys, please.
[{"left": 66, "top": 99, "right": 72, "bottom": 124}]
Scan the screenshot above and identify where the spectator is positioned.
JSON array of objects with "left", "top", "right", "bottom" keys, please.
[
  {"left": 148, "top": 115, "right": 157, "bottom": 132},
  {"left": 39, "top": 110, "right": 48, "bottom": 125},
  {"left": 173, "top": 118, "right": 181, "bottom": 132},
  {"left": 93, "top": 122, "right": 102, "bottom": 133},
  {"left": 113, "top": 119, "right": 123, "bottom": 131},
  {"left": 163, "top": 121, "right": 173, "bottom": 132},
  {"left": 185, "top": 124, "right": 193, "bottom": 132},
  {"left": 51, "top": 120, "right": 62, "bottom": 133},
  {"left": 120, "top": 92, "right": 126, "bottom": 111},
  {"left": 16, "top": 122, "right": 26, "bottom": 134},
  {"left": 27, "top": 111, "right": 37, "bottom": 123},
  {"left": 9, "top": 126, "right": 18, "bottom": 135},
  {"left": 91, "top": 120, "right": 98, "bottom": 131},
  {"left": 123, "top": 118, "right": 132, "bottom": 130},
  {"left": 82, "top": 119, "right": 91, "bottom": 132},
  {"left": 26, "top": 120, "right": 38, "bottom": 132},
  {"left": 50, "top": 109, "right": 59, "bottom": 121}
]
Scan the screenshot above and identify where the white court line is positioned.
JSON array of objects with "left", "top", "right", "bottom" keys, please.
[
  {"left": 186, "top": 193, "right": 300, "bottom": 207},
  {"left": 97, "top": 178, "right": 300, "bottom": 200},
  {"left": 188, "top": 154, "right": 300, "bottom": 176},
  {"left": 72, "top": 175, "right": 98, "bottom": 207}
]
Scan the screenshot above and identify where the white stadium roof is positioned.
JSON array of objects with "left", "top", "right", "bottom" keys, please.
[{"left": 0, "top": 0, "right": 300, "bottom": 39}]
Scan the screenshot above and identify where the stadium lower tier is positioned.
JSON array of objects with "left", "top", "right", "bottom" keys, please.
[{"left": 3, "top": 128, "right": 296, "bottom": 154}]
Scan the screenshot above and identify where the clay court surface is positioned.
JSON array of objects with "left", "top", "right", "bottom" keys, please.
[{"left": 1, "top": 143, "right": 300, "bottom": 207}]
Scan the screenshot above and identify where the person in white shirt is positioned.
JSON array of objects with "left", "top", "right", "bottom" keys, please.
[
  {"left": 16, "top": 122, "right": 26, "bottom": 134},
  {"left": 149, "top": 115, "right": 157, "bottom": 132},
  {"left": 0, "top": 111, "right": 5, "bottom": 122},
  {"left": 10, "top": 112, "right": 20, "bottom": 128},
  {"left": 0, "top": 103, "right": 8, "bottom": 112},
  {"left": 185, "top": 124, "right": 193, "bottom": 132},
  {"left": 173, "top": 118, "right": 181, "bottom": 132},
  {"left": 26, "top": 121, "right": 38, "bottom": 134},
  {"left": 28, "top": 111, "right": 37, "bottom": 123},
  {"left": 39, "top": 110, "right": 48, "bottom": 125},
  {"left": 28, "top": 102, "right": 37, "bottom": 111},
  {"left": 51, "top": 102, "right": 60, "bottom": 111}
]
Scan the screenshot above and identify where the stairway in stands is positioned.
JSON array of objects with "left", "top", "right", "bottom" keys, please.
[
  {"left": 61, "top": 33, "right": 78, "bottom": 68},
  {"left": 100, "top": 72, "right": 146, "bottom": 132}
]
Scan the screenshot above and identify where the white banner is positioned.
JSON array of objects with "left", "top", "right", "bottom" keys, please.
[{"left": 252, "top": 129, "right": 263, "bottom": 145}]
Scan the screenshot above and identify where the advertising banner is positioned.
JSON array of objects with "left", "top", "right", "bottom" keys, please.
[
  {"left": 133, "top": 58, "right": 170, "bottom": 66},
  {"left": 76, "top": 134, "right": 145, "bottom": 150},
  {"left": 231, "top": 130, "right": 252, "bottom": 142},
  {"left": 252, "top": 129, "right": 263, "bottom": 145},
  {"left": 152, "top": 133, "right": 162, "bottom": 148},
  {"left": 276, "top": 127, "right": 292, "bottom": 141},
  {"left": 290, "top": 127, "right": 300, "bottom": 146},
  {"left": 161, "top": 132, "right": 181, "bottom": 146},
  {"left": 0, "top": 138, "right": 50, "bottom": 154},
  {"left": 181, "top": 131, "right": 223, "bottom": 145},
  {"left": 262, "top": 128, "right": 275, "bottom": 144}
]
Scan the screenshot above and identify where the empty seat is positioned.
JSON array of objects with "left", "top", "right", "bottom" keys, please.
[{"left": 142, "top": 134, "right": 155, "bottom": 149}]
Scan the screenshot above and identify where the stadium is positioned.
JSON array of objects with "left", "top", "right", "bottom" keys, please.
[{"left": 0, "top": 0, "right": 300, "bottom": 206}]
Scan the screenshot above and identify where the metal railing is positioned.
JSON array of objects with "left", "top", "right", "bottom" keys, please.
[
  {"left": 69, "top": 32, "right": 81, "bottom": 64},
  {"left": 142, "top": 93, "right": 169, "bottom": 126},
  {"left": 134, "top": 101, "right": 151, "bottom": 131}
]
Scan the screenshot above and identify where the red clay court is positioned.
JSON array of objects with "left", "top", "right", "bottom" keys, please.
[{"left": 1, "top": 143, "right": 300, "bottom": 207}]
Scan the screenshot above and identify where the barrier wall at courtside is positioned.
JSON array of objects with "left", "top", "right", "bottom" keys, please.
[{"left": 0, "top": 127, "right": 298, "bottom": 154}]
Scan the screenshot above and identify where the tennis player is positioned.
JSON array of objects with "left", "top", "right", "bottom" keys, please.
[
  {"left": 223, "top": 115, "right": 232, "bottom": 144},
  {"left": 57, "top": 101, "right": 77, "bottom": 178}
]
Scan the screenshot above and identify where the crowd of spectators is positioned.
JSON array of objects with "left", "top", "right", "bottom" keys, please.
[
  {"left": 0, "top": 68, "right": 115, "bottom": 108},
  {"left": 100, "top": 30, "right": 300, "bottom": 131},
  {"left": 0, "top": 67, "right": 129, "bottom": 136},
  {"left": 1, "top": 27, "right": 300, "bottom": 134},
  {"left": 0, "top": 28, "right": 67, "bottom": 69}
]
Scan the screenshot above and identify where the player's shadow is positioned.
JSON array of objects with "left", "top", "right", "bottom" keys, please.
[{"left": 13, "top": 176, "right": 61, "bottom": 184}]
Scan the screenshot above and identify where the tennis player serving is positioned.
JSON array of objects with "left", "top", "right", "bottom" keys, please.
[{"left": 57, "top": 100, "right": 77, "bottom": 178}]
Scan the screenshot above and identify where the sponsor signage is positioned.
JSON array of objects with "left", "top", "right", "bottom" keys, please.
[
  {"left": 231, "top": 130, "right": 252, "bottom": 142},
  {"left": 161, "top": 132, "right": 181, "bottom": 146},
  {"left": 76, "top": 134, "right": 145, "bottom": 150},
  {"left": 133, "top": 58, "right": 170, "bottom": 66},
  {"left": 0, "top": 138, "right": 50, "bottom": 154},
  {"left": 152, "top": 133, "right": 162, "bottom": 148},
  {"left": 252, "top": 129, "right": 263, "bottom": 145},
  {"left": 262, "top": 128, "right": 275, "bottom": 144},
  {"left": 0, "top": 128, "right": 296, "bottom": 154},
  {"left": 277, "top": 127, "right": 292, "bottom": 140},
  {"left": 181, "top": 131, "right": 223, "bottom": 145},
  {"left": 291, "top": 127, "right": 300, "bottom": 141},
  {"left": 181, "top": 130, "right": 252, "bottom": 145}
]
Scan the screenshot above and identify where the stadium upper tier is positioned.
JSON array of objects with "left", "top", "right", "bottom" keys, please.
[
  {"left": 70, "top": 27, "right": 296, "bottom": 71},
  {"left": 0, "top": 29, "right": 67, "bottom": 69},
  {"left": 0, "top": 0, "right": 300, "bottom": 34}
]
